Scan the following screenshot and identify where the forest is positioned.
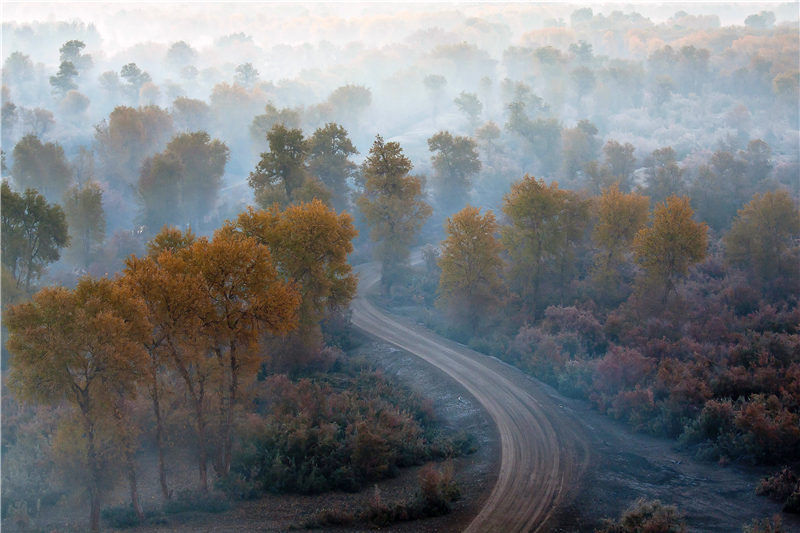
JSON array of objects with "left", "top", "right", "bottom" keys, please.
[{"left": 1, "top": 3, "right": 799, "bottom": 532}]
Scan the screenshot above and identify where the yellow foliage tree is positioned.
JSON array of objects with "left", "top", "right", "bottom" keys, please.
[
  {"left": 438, "top": 206, "right": 504, "bottom": 334},
  {"left": 724, "top": 190, "right": 800, "bottom": 285},
  {"left": 633, "top": 195, "right": 708, "bottom": 304},
  {"left": 228, "top": 199, "right": 358, "bottom": 366},
  {"left": 592, "top": 184, "right": 650, "bottom": 304},
  {"left": 191, "top": 230, "right": 300, "bottom": 475},
  {"left": 5, "top": 278, "right": 149, "bottom": 532},
  {"left": 501, "top": 175, "right": 589, "bottom": 315}
]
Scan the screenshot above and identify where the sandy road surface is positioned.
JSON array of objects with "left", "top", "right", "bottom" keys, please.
[{"left": 351, "top": 263, "right": 591, "bottom": 533}]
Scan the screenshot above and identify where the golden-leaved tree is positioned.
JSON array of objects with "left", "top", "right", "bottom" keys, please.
[
  {"left": 724, "top": 190, "right": 800, "bottom": 287},
  {"left": 5, "top": 278, "right": 149, "bottom": 532},
  {"left": 501, "top": 175, "right": 589, "bottom": 316},
  {"left": 591, "top": 184, "right": 650, "bottom": 305},
  {"left": 123, "top": 226, "right": 300, "bottom": 488},
  {"left": 227, "top": 199, "right": 358, "bottom": 367},
  {"left": 191, "top": 229, "right": 300, "bottom": 475},
  {"left": 438, "top": 206, "right": 504, "bottom": 334},
  {"left": 122, "top": 228, "right": 205, "bottom": 496},
  {"left": 633, "top": 195, "right": 708, "bottom": 304}
]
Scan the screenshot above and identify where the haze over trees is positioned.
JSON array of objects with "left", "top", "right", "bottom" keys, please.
[
  {"left": 357, "top": 135, "right": 432, "bottom": 293},
  {"left": 1, "top": 3, "right": 799, "bottom": 531}
]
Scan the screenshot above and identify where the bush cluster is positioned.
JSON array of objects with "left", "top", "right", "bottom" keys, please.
[
  {"left": 101, "top": 490, "right": 229, "bottom": 529},
  {"left": 218, "top": 367, "right": 472, "bottom": 498},
  {"left": 597, "top": 498, "right": 686, "bottom": 533}
]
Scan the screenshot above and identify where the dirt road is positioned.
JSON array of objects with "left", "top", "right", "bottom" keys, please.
[{"left": 351, "top": 263, "right": 591, "bottom": 533}]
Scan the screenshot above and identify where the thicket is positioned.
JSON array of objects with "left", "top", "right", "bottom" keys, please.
[
  {"left": 392, "top": 181, "right": 800, "bottom": 513},
  {"left": 218, "top": 362, "right": 473, "bottom": 498},
  {"left": 596, "top": 498, "right": 686, "bottom": 533}
]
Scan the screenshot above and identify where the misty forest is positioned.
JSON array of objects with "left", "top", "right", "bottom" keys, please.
[{"left": 1, "top": 3, "right": 799, "bottom": 532}]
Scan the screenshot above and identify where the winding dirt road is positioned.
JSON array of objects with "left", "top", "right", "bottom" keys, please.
[{"left": 351, "top": 263, "right": 591, "bottom": 533}]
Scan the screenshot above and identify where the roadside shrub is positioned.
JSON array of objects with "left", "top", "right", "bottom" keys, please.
[
  {"left": 101, "top": 505, "right": 143, "bottom": 529},
  {"left": 101, "top": 505, "right": 167, "bottom": 529},
  {"left": 468, "top": 332, "right": 510, "bottom": 357},
  {"left": 743, "top": 515, "right": 786, "bottom": 533},
  {"left": 416, "top": 461, "right": 460, "bottom": 516},
  {"left": 162, "top": 490, "right": 231, "bottom": 515},
  {"left": 756, "top": 467, "right": 800, "bottom": 513},
  {"left": 360, "top": 462, "right": 461, "bottom": 527},
  {"left": 304, "top": 508, "right": 356, "bottom": 527},
  {"left": 221, "top": 370, "right": 470, "bottom": 499},
  {"left": 756, "top": 467, "right": 798, "bottom": 501},
  {"left": 596, "top": 498, "right": 686, "bottom": 533}
]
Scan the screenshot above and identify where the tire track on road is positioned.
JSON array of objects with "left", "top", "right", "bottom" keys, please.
[{"left": 351, "top": 263, "right": 590, "bottom": 532}]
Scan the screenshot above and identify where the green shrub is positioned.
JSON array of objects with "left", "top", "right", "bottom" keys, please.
[
  {"left": 101, "top": 505, "right": 142, "bottom": 529},
  {"left": 162, "top": 490, "right": 231, "bottom": 515},
  {"left": 226, "top": 370, "right": 472, "bottom": 499}
]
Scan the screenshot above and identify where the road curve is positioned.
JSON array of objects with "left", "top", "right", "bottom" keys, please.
[{"left": 351, "top": 263, "right": 590, "bottom": 533}]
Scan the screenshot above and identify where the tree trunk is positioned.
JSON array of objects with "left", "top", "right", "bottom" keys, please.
[
  {"left": 128, "top": 461, "right": 144, "bottom": 521},
  {"left": 223, "top": 342, "right": 239, "bottom": 475},
  {"left": 151, "top": 379, "right": 171, "bottom": 500},
  {"left": 86, "top": 417, "right": 102, "bottom": 533},
  {"left": 89, "top": 488, "right": 101, "bottom": 533},
  {"left": 196, "top": 397, "right": 209, "bottom": 492}
]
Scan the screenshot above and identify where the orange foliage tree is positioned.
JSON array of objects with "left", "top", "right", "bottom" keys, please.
[
  {"left": 438, "top": 206, "right": 504, "bottom": 333},
  {"left": 633, "top": 195, "right": 708, "bottom": 304},
  {"left": 5, "top": 278, "right": 149, "bottom": 531},
  {"left": 227, "top": 199, "right": 358, "bottom": 366}
]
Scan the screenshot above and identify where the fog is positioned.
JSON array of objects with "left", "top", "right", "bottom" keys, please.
[
  {"left": 2, "top": 2, "right": 798, "bottom": 282},
  {"left": 3, "top": 3, "right": 800, "bottom": 531}
]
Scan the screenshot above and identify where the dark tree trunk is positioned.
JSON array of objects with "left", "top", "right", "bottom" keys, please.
[{"left": 128, "top": 461, "right": 144, "bottom": 521}]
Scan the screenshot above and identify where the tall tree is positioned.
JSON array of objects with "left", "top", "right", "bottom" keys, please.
[
  {"left": 123, "top": 229, "right": 208, "bottom": 494},
  {"left": 438, "top": 206, "right": 504, "bottom": 334},
  {"left": 249, "top": 124, "right": 329, "bottom": 207},
  {"left": 59, "top": 40, "right": 93, "bottom": 71},
  {"left": 591, "top": 184, "right": 650, "bottom": 304},
  {"left": 120, "top": 63, "right": 152, "bottom": 102},
  {"left": 560, "top": 119, "right": 599, "bottom": 184},
  {"left": 644, "top": 147, "right": 685, "bottom": 204},
  {"left": 357, "top": 135, "right": 432, "bottom": 293},
  {"left": 724, "top": 190, "right": 800, "bottom": 287},
  {"left": 602, "top": 140, "right": 637, "bottom": 191},
  {"left": 633, "top": 195, "right": 707, "bottom": 304},
  {"left": 1, "top": 182, "right": 69, "bottom": 291},
  {"left": 307, "top": 123, "right": 358, "bottom": 211},
  {"left": 454, "top": 92, "right": 483, "bottom": 131},
  {"left": 428, "top": 131, "right": 481, "bottom": 211},
  {"left": 165, "top": 41, "right": 197, "bottom": 68},
  {"left": 249, "top": 102, "right": 301, "bottom": 150},
  {"left": 190, "top": 230, "right": 299, "bottom": 475},
  {"left": 11, "top": 134, "right": 73, "bottom": 200},
  {"left": 5, "top": 278, "right": 149, "bottom": 532},
  {"left": 21, "top": 108, "right": 55, "bottom": 138},
  {"left": 63, "top": 181, "right": 105, "bottom": 268},
  {"left": 94, "top": 105, "right": 174, "bottom": 189},
  {"left": 501, "top": 175, "right": 588, "bottom": 316},
  {"left": 123, "top": 234, "right": 213, "bottom": 492},
  {"left": 423, "top": 74, "right": 447, "bottom": 124},
  {"left": 234, "top": 63, "right": 259, "bottom": 88},
  {"left": 49, "top": 61, "right": 78, "bottom": 96},
  {"left": 229, "top": 200, "right": 358, "bottom": 364},
  {"left": 171, "top": 97, "right": 211, "bottom": 132},
  {"left": 137, "top": 151, "right": 185, "bottom": 231},
  {"left": 163, "top": 131, "right": 230, "bottom": 228}
]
